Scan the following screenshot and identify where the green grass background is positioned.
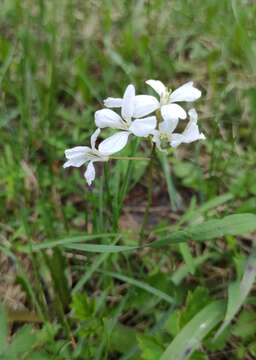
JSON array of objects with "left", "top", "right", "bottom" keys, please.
[{"left": 1, "top": 0, "right": 256, "bottom": 359}]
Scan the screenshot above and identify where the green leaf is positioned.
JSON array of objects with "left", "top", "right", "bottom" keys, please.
[
  {"left": 64, "top": 243, "right": 138, "bottom": 253},
  {"left": 137, "top": 334, "right": 164, "bottom": 360},
  {"left": 110, "top": 323, "right": 138, "bottom": 353},
  {"left": 180, "top": 288, "right": 211, "bottom": 328},
  {"left": 215, "top": 248, "right": 256, "bottom": 338},
  {"left": 179, "top": 243, "right": 195, "bottom": 275},
  {"left": 232, "top": 310, "right": 256, "bottom": 339},
  {"left": 0, "top": 305, "right": 7, "bottom": 354},
  {"left": 154, "top": 214, "right": 256, "bottom": 247},
  {"left": 18, "top": 233, "right": 117, "bottom": 252},
  {"left": 71, "top": 293, "right": 95, "bottom": 320},
  {"left": 160, "top": 301, "right": 225, "bottom": 360},
  {"left": 8, "top": 325, "right": 37, "bottom": 358},
  {"left": 101, "top": 271, "right": 175, "bottom": 304}
]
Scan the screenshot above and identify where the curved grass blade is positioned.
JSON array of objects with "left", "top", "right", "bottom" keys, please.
[
  {"left": 18, "top": 233, "right": 117, "bottom": 253},
  {"left": 215, "top": 248, "right": 256, "bottom": 339},
  {"left": 160, "top": 301, "right": 225, "bottom": 360},
  {"left": 64, "top": 243, "right": 138, "bottom": 253},
  {"left": 101, "top": 271, "right": 175, "bottom": 305},
  {"left": 153, "top": 213, "right": 256, "bottom": 247}
]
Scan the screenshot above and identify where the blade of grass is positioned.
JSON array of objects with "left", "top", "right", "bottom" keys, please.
[
  {"left": 100, "top": 271, "right": 176, "bottom": 305},
  {"left": 214, "top": 247, "right": 256, "bottom": 339},
  {"left": 152, "top": 213, "right": 256, "bottom": 247},
  {"left": 17, "top": 233, "right": 117, "bottom": 252},
  {"left": 64, "top": 243, "right": 138, "bottom": 253},
  {"left": 72, "top": 237, "right": 120, "bottom": 293},
  {"left": 160, "top": 300, "right": 225, "bottom": 360},
  {"left": 0, "top": 304, "right": 7, "bottom": 353}
]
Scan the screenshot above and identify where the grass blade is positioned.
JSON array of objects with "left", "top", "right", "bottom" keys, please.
[
  {"left": 153, "top": 213, "right": 256, "bottom": 247},
  {"left": 101, "top": 271, "right": 176, "bottom": 305},
  {"left": 160, "top": 301, "right": 225, "bottom": 360},
  {"left": 0, "top": 305, "right": 7, "bottom": 353},
  {"left": 17, "top": 233, "right": 117, "bottom": 252},
  {"left": 64, "top": 243, "right": 138, "bottom": 253},
  {"left": 215, "top": 248, "right": 256, "bottom": 338}
]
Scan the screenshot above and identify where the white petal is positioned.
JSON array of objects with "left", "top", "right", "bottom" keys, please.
[
  {"left": 159, "top": 118, "right": 179, "bottom": 134},
  {"left": 170, "top": 134, "right": 185, "bottom": 148},
  {"left": 121, "top": 84, "right": 135, "bottom": 122},
  {"left": 188, "top": 108, "right": 198, "bottom": 122},
  {"left": 63, "top": 155, "right": 87, "bottom": 168},
  {"left": 84, "top": 161, "right": 95, "bottom": 186},
  {"left": 161, "top": 104, "right": 187, "bottom": 121},
  {"left": 170, "top": 81, "right": 201, "bottom": 103},
  {"left": 146, "top": 80, "right": 166, "bottom": 96},
  {"left": 103, "top": 97, "right": 123, "bottom": 108},
  {"left": 182, "top": 122, "right": 206, "bottom": 143},
  {"left": 133, "top": 95, "right": 159, "bottom": 118},
  {"left": 129, "top": 116, "right": 157, "bottom": 137},
  {"left": 64, "top": 146, "right": 90, "bottom": 159},
  {"left": 171, "top": 123, "right": 205, "bottom": 148},
  {"left": 90, "top": 128, "right": 101, "bottom": 150},
  {"left": 95, "top": 109, "right": 124, "bottom": 129},
  {"left": 98, "top": 131, "right": 130, "bottom": 154}
]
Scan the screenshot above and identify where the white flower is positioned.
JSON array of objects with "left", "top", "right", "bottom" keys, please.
[
  {"left": 152, "top": 118, "right": 179, "bottom": 151},
  {"left": 171, "top": 109, "right": 206, "bottom": 148},
  {"left": 95, "top": 84, "right": 157, "bottom": 152},
  {"left": 152, "top": 109, "right": 205, "bottom": 150},
  {"left": 146, "top": 79, "right": 201, "bottom": 121},
  {"left": 63, "top": 128, "right": 128, "bottom": 185},
  {"left": 103, "top": 84, "right": 159, "bottom": 118}
]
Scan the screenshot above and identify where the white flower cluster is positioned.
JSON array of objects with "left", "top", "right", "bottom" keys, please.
[{"left": 64, "top": 80, "right": 205, "bottom": 185}]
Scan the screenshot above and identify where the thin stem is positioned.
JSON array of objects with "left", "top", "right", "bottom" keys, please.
[
  {"left": 110, "top": 156, "right": 150, "bottom": 161},
  {"left": 139, "top": 143, "right": 156, "bottom": 242}
]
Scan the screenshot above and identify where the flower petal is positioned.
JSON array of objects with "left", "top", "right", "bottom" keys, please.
[
  {"left": 103, "top": 97, "right": 123, "bottom": 108},
  {"left": 146, "top": 79, "right": 166, "bottom": 96},
  {"left": 159, "top": 118, "right": 179, "bottom": 134},
  {"left": 161, "top": 104, "right": 187, "bottom": 120},
  {"left": 95, "top": 109, "right": 124, "bottom": 129},
  {"left": 98, "top": 131, "right": 130, "bottom": 154},
  {"left": 129, "top": 116, "right": 157, "bottom": 137},
  {"left": 169, "top": 81, "right": 201, "bottom": 103},
  {"left": 182, "top": 122, "right": 206, "bottom": 143},
  {"left": 170, "top": 134, "right": 185, "bottom": 148},
  {"left": 188, "top": 108, "right": 198, "bottom": 122},
  {"left": 63, "top": 150, "right": 88, "bottom": 167},
  {"left": 84, "top": 161, "right": 95, "bottom": 186},
  {"left": 64, "top": 146, "right": 90, "bottom": 159},
  {"left": 133, "top": 95, "right": 159, "bottom": 118},
  {"left": 90, "top": 128, "right": 101, "bottom": 150},
  {"left": 121, "top": 84, "right": 135, "bottom": 122}
]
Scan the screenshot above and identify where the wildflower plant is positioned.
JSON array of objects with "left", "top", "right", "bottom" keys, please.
[{"left": 64, "top": 80, "right": 205, "bottom": 185}]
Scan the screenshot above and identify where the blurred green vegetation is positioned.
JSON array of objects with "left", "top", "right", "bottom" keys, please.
[{"left": 1, "top": 0, "right": 256, "bottom": 359}]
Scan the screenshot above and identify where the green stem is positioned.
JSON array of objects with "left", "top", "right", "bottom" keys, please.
[
  {"left": 139, "top": 143, "right": 156, "bottom": 242},
  {"left": 110, "top": 156, "right": 150, "bottom": 161}
]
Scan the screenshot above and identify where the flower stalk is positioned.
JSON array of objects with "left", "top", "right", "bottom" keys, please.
[{"left": 139, "top": 142, "right": 156, "bottom": 242}]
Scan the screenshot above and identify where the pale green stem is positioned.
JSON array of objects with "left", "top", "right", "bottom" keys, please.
[
  {"left": 139, "top": 110, "right": 162, "bottom": 242},
  {"left": 139, "top": 143, "right": 155, "bottom": 242},
  {"left": 110, "top": 156, "right": 150, "bottom": 161}
]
